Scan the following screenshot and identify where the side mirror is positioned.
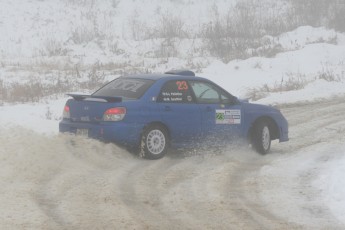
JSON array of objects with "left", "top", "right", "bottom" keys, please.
[{"left": 221, "top": 96, "right": 238, "bottom": 105}]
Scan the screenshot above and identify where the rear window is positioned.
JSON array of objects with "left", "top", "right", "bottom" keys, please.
[{"left": 92, "top": 78, "right": 154, "bottom": 100}]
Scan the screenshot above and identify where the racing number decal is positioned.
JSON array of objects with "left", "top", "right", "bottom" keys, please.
[{"left": 176, "top": 81, "right": 188, "bottom": 91}]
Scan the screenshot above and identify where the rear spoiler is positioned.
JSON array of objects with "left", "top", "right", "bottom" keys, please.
[{"left": 67, "top": 93, "right": 122, "bottom": 103}]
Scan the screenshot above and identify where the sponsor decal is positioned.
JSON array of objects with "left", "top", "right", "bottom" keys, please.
[
  {"left": 216, "top": 109, "right": 241, "bottom": 124},
  {"left": 161, "top": 91, "right": 183, "bottom": 102}
]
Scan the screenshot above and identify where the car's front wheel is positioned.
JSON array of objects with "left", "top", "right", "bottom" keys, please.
[
  {"left": 252, "top": 122, "right": 271, "bottom": 154},
  {"left": 140, "top": 125, "right": 168, "bottom": 159}
]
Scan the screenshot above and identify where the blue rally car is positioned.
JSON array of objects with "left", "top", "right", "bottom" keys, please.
[{"left": 59, "top": 70, "right": 289, "bottom": 159}]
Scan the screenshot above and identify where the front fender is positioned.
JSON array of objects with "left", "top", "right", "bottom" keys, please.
[{"left": 242, "top": 103, "right": 289, "bottom": 142}]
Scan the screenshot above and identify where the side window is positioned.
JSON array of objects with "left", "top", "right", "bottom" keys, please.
[
  {"left": 189, "top": 81, "right": 231, "bottom": 104},
  {"left": 158, "top": 80, "right": 194, "bottom": 103}
]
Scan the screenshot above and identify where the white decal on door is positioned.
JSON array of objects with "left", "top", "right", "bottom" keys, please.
[{"left": 216, "top": 110, "right": 241, "bottom": 124}]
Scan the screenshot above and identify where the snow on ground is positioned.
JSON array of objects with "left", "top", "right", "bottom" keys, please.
[
  {"left": 1, "top": 25, "right": 345, "bottom": 227},
  {"left": 202, "top": 42, "right": 345, "bottom": 103},
  {"left": 260, "top": 142, "right": 345, "bottom": 226},
  {"left": 0, "top": 0, "right": 234, "bottom": 60},
  {"left": 0, "top": 97, "right": 67, "bottom": 135},
  {"left": 256, "top": 79, "right": 345, "bottom": 105},
  {"left": 314, "top": 142, "right": 345, "bottom": 224},
  {"left": 2, "top": 96, "right": 345, "bottom": 228},
  {"left": 2, "top": 33, "right": 345, "bottom": 134},
  {"left": 2, "top": 60, "right": 345, "bottom": 228},
  {"left": 1, "top": 0, "right": 345, "bottom": 227}
]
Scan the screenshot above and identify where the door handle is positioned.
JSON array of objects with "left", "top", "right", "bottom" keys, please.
[{"left": 164, "top": 106, "right": 172, "bottom": 111}]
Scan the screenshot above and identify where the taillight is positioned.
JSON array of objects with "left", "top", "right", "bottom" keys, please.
[
  {"left": 103, "top": 107, "right": 126, "bottom": 121},
  {"left": 63, "top": 105, "right": 70, "bottom": 119}
]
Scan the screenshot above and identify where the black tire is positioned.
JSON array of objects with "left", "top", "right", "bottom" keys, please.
[
  {"left": 139, "top": 125, "right": 168, "bottom": 160},
  {"left": 252, "top": 122, "right": 271, "bottom": 154}
]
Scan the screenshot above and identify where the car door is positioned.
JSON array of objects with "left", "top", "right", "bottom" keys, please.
[
  {"left": 157, "top": 80, "right": 202, "bottom": 146},
  {"left": 188, "top": 80, "right": 242, "bottom": 145}
]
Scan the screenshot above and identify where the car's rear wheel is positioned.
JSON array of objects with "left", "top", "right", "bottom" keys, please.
[
  {"left": 252, "top": 122, "right": 271, "bottom": 154},
  {"left": 140, "top": 125, "right": 168, "bottom": 159}
]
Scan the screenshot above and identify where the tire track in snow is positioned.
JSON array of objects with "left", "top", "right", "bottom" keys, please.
[
  {"left": 1, "top": 97, "right": 345, "bottom": 229},
  {"left": 250, "top": 97, "right": 345, "bottom": 228}
]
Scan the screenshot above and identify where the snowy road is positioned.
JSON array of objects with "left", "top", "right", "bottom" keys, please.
[{"left": 1, "top": 98, "right": 345, "bottom": 229}]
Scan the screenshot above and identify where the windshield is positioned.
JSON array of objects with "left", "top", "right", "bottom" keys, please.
[{"left": 92, "top": 78, "right": 154, "bottom": 100}]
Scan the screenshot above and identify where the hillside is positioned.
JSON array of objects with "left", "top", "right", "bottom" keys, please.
[{"left": 1, "top": 0, "right": 345, "bottom": 103}]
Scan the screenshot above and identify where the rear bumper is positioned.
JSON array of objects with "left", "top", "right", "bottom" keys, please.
[{"left": 59, "top": 119, "right": 142, "bottom": 146}]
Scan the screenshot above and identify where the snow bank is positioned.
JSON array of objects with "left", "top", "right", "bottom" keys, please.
[
  {"left": 260, "top": 142, "right": 345, "bottom": 226},
  {"left": 0, "top": 98, "right": 67, "bottom": 135},
  {"left": 313, "top": 143, "right": 345, "bottom": 224},
  {"left": 201, "top": 42, "right": 345, "bottom": 103}
]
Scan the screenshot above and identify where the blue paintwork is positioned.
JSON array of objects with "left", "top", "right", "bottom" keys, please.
[{"left": 59, "top": 73, "right": 289, "bottom": 149}]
